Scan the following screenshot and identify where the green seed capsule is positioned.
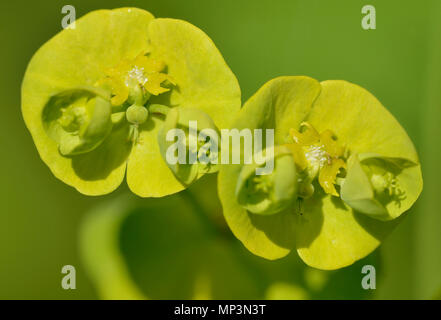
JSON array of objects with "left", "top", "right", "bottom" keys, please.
[
  {"left": 42, "top": 86, "right": 113, "bottom": 156},
  {"left": 235, "top": 146, "right": 297, "bottom": 215},
  {"left": 126, "top": 105, "right": 149, "bottom": 125}
]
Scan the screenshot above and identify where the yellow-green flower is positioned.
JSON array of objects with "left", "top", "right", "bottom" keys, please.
[
  {"left": 22, "top": 8, "right": 240, "bottom": 197},
  {"left": 218, "top": 76, "right": 423, "bottom": 270}
]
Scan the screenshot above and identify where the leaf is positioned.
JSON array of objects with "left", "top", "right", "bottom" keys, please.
[
  {"left": 147, "top": 18, "right": 241, "bottom": 130},
  {"left": 307, "top": 80, "right": 420, "bottom": 162},
  {"left": 295, "top": 193, "right": 402, "bottom": 270}
]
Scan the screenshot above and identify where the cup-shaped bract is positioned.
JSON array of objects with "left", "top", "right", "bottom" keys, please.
[
  {"left": 42, "top": 86, "right": 113, "bottom": 156},
  {"left": 340, "top": 153, "right": 417, "bottom": 221},
  {"left": 157, "top": 107, "right": 220, "bottom": 185},
  {"left": 218, "top": 76, "right": 422, "bottom": 270},
  {"left": 235, "top": 146, "right": 297, "bottom": 215},
  {"left": 22, "top": 7, "right": 240, "bottom": 197}
]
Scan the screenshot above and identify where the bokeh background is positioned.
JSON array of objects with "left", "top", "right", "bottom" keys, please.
[{"left": 0, "top": 0, "right": 440, "bottom": 299}]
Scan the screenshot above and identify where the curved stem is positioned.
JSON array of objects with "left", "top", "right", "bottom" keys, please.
[
  {"left": 180, "top": 188, "right": 269, "bottom": 287},
  {"left": 111, "top": 104, "right": 126, "bottom": 113},
  {"left": 181, "top": 189, "right": 223, "bottom": 237},
  {"left": 148, "top": 104, "right": 171, "bottom": 116}
]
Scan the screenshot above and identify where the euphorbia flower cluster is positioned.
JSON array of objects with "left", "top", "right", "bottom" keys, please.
[
  {"left": 218, "top": 76, "right": 422, "bottom": 269},
  {"left": 22, "top": 8, "right": 240, "bottom": 197},
  {"left": 22, "top": 8, "right": 422, "bottom": 270}
]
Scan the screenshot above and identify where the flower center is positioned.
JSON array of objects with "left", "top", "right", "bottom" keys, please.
[
  {"left": 370, "top": 170, "right": 404, "bottom": 203},
  {"left": 59, "top": 104, "right": 86, "bottom": 132},
  {"left": 126, "top": 66, "right": 149, "bottom": 87},
  {"left": 288, "top": 122, "right": 347, "bottom": 197},
  {"left": 304, "top": 144, "right": 328, "bottom": 169},
  {"left": 97, "top": 52, "right": 174, "bottom": 107},
  {"left": 95, "top": 52, "right": 175, "bottom": 143}
]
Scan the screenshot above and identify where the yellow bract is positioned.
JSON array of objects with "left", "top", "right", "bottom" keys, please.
[{"left": 289, "top": 122, "right": 346, "bottom": 196}]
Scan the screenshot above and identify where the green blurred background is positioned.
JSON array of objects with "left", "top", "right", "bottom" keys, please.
[{"left": 0, "top": 0, "right": 440, "bottom": 299}]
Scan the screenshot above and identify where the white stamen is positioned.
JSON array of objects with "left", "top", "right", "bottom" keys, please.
[
  {"left": 305, "top": 144, "right": 328, "bottom": 168},
  {"left": 126, "top": 66, "right": 148, "bottom": 86}
]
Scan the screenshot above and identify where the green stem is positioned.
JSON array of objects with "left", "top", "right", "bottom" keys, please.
[
  {"left": 111, "top": 104, "right": 126, "bottom": 113},
  {"left": 180, "top": 188, "right": 270, "bottom": 290},
  {"left": 181, "top": 189, "right": 225, "bottom": 237},
  {"left": 148, "top": 104, "right": 171, "bottom": 116},
  {"left": 132, "top": 84, "right": 146, "bottom": 105}
]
